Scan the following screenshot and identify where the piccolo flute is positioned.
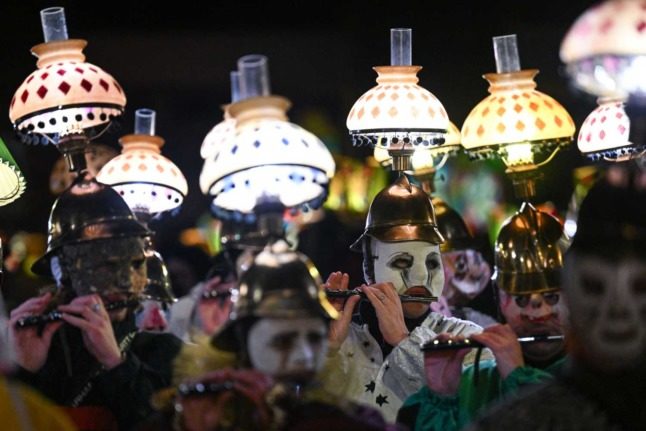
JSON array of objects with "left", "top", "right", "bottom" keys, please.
[
  {"left": 177, "top": 381, "right": 235, "bottom": 397},
  {"left": 201, "top": 289, "right": 232, "bottom": 301},
  {"left": 15, "top": 298, "right": 141, "bottom": 328},
  {"left": 420, "top": 334, "right": 565, "bottom": 351},
  {"left": 325, "top": 289, "right": 438, "bottom": 304}
]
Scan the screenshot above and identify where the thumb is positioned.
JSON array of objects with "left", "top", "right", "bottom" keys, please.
[{"left": 42, "top": 321, "right": 63, "bottom": 343}]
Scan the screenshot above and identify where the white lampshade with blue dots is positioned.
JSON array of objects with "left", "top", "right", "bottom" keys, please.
[{"left": 201, "top": 55, "right": 335, "bottom": 219}]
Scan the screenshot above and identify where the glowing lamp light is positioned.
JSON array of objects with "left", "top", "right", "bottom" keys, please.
[
  {"left": 201, "top": 55, "right": 335, "bottom": 222},
  {"left": 0, "top": 138, "right": 26, "bottom": 206},
  {"left": 9, "top": 7, "right": 126, "bottom": 173},
  {"left": 97, "top": 109, "right": 188, "bottom": 218},
  {"left": 560, "top": 0, "right": 646, "bottom": 102},
  {"left": 347, "top": 28, "right": 449, "bottom": 171},
  {"left": 461, "top": 34, "right": 575, "bottom": 199},
  {"left": 577, "top": 97, "right": 644, "bottom": 162}
]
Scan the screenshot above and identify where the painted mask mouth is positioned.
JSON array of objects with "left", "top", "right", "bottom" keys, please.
[
  {"left": 404, "top": 286, "right": 432, "bottom": 298},
  {"left": 601, "top": 327, "right": 639, "bottom": 343}
]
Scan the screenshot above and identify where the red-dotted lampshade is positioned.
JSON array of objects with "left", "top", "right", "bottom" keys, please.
[
  {"left": 97, "top": 117, "right": 188, "bottom": 216},
  {"left": 9, "top": 39, "right": 126, "bottom": 145},
  {"left": 577, "top": 97, "right": 640, "bottom": 161},
  {"left": 561, "top": 0, "right": 646, "bottom": 99}
]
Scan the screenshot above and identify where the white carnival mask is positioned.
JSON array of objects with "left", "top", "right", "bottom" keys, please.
[
  {"left": 564, "top": 254, "right": 646, "bottom": 369},
  {"left": 371, "top": 240, "right": 444, "bottom": 298},
  {"left": 247, "top": 317, "right": 328, "bottom": 381},
  {"left": 442, "top": 249, "right": 491, "bottom": 302}
]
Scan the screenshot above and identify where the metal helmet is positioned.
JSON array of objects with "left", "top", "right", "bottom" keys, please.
[
  {"left": 569, "top": 165, "right": 646, "bottom": 257},
  {"left": 493, "top": 202, "right": 566, "bottom": 295},
  {"left": 212, "top": 240, "right": 338, "bottom": 352},
  {"left": 350, "top": 173, "right": 444, "bottom": 252},
  {"left": 432, "top": 197, "right": 475, "bottom": 253},
  {"left": 32, "top": 176, "right": 151, "bottom": 276},
  {"left": 142, "top": 249, "right": 176, "bottom": 304}
]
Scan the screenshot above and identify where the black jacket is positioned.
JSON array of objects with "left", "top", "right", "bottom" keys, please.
[{"left": 17, "top": 315, "right": 182, "bottom": 430}]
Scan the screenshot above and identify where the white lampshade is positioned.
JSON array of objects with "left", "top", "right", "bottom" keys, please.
[
  {"left": 97, "top": 109, "right": 188, "bottom": 215},
  {"left": 9, "top": 8, "right": 125, "bottom": 145},
  {"left": 347, "top": 29, "right": 449, "bottom": 149},
  {"left": 561, "top": 0, "right": 646, "bottom": 100},
  {"left": 577, "top": 97, "right": 641, "bottom": 161},
  {"left": 202, "top": 96, "right": 335, "bottom": 217},
  {"left": 0, "top": 138, "right": 26, "bottom": 206}
]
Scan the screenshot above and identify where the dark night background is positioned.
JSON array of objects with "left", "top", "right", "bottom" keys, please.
[{"left": 0, "top": 0, "right": 599, "bottom": 297}]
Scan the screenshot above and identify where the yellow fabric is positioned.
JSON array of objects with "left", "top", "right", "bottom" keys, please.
[{"left": 0, "top": 376, "right": 77, "bottom": 431}]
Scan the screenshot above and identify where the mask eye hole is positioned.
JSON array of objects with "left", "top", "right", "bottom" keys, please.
[
  {"left": 307, "top": 331, "right": 324, "bottom": 345},
  {"left": 581, "top": 275, "right": 605, "bottom": 296},
  {"left": 427, "top": 255, "right": 441, "bottom": 271},
  {"left": 513, "top": 295, "right": 530, "bottom": 308},
  {"left": 388, "top": 254, "right": 413, "bottom": 270},
  {"left": 269, "top": 332, "right": 297, "bottom": 351},
  {"left": 543, "top": 293, "right": 560, "bottom": 306}
]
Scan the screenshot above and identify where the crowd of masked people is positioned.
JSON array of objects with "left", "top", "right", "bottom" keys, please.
[{"left": 1, "top": 162, "right": 645, "bottom": 430}]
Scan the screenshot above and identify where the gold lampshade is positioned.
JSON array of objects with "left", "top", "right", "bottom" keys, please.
[{"left": 461, "top": 69, "right": 575, "bottom": 168}]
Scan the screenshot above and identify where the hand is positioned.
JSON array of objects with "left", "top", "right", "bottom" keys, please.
[
  {"left": 58, "top": 294, "right": 123, "bottom": 369},
  {"left": 423, "top": 333, "right": 471, "bottom": 396},
  {"left": 198, "top": 276, "right": 234, "bottom": 336},
  {"left": 325, "top": 272, "right": 360, "bottom": 350},
  {"left": 8, "top": 292, "right": 63, "bottom": 372},
  {"left": 362, "top": 283, "right": 409, "bottom": 346},
  {"left": 178, "top": 368, "right": 273, "bottom": 431},
  {"left": 471, "top": 324, "right": 524, "bottom": 379}
]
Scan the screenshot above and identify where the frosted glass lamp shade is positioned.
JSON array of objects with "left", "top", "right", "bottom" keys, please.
[
  {"left": 560, "top": 0, "right": 646, "bottom": 100},
  {"left": 10, "top": 40, "right": 125, "bottom": 144},
  {"left": 97, "top": 135, "right": 188, "bottom": 215},
  {"left": 461, "top": 69, "right": 575, "bottom": 169},
  {"left": 577, "top": 98, "right": 642, "bottom": 161},
  {"left": 347, "top": 66, "right": 449, "bottom": 148},
  {"left": 201, "top": 96, "right": 335, "bottom": 217}
]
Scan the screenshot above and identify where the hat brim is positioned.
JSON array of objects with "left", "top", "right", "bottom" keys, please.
[
  {"left": 493, "top": 269, "right": 561, "bottom": 295},
  {"left": 349, "top": 224, "right": 445, "bottom": 252}
]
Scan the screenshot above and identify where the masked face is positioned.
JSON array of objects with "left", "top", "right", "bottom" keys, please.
[
  {"left": 499, "top": 289, "right": 567, "bottom": 363},
  {"left": 564, "top": 253, "right": 646, "bottom": 370},
  {"left": 59, "top": 237, "right": 147, "bottom": 300},
  {"left": 371, "top": 240, "right": 444, "bottom": 298},
  {"left": 442, "top": 249, "right": 491, "bottom": 305},
  {"left": 246, "top": 317, "right": 328, "bottom": 383}
]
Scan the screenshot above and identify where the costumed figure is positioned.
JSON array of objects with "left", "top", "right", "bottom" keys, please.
[
  {"left": 429, "top": 197, "right": 496, "bottom": 328},
  {"left": 145, "top": 240, "right": 399, "bottom": 431},
  {"left": 398, "top": 201, "right": 569, "bottom": 430},
  {"left": 467, "top": 164, "right": 646, "bottom": 431},
  {"left": 0, "top": 241, "right": 76, "bottom": 431},
  {"left": 321, "top": 174, "right": 489, "bottom": 422},
  {"left": 8, "top": 176, "right": 182, "bottom": 431}
]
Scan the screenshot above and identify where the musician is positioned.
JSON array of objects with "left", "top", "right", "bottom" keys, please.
[
  {"left": 467, "top": 165, "right": 646, "bottom": 431},
  {"left": 8, "top": 177, "right": 182, "bottom": 431},
  {"left": 321, "top": 174, "right": 486, "bottom": 422},
  {"left": 145, "top": 241, "right": 399, "bottom": 430},
  {"left": 397, "top": 201, "right": 568, "bottom": 430}
]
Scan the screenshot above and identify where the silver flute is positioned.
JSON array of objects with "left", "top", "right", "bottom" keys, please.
[{"left": 420, "top": 334, "right": 565, "bottom": 351}]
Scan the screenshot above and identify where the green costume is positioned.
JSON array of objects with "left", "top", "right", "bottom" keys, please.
[{"left": 397, "top": 357, "right": 565, "bottom": 431}]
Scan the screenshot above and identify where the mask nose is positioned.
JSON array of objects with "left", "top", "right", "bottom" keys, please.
[
  {"left": 289, "top": 334, "right": 315, "bottom": 370},
  {"left": 143, "top": 305, "right": 168, "bottom": 331}
]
